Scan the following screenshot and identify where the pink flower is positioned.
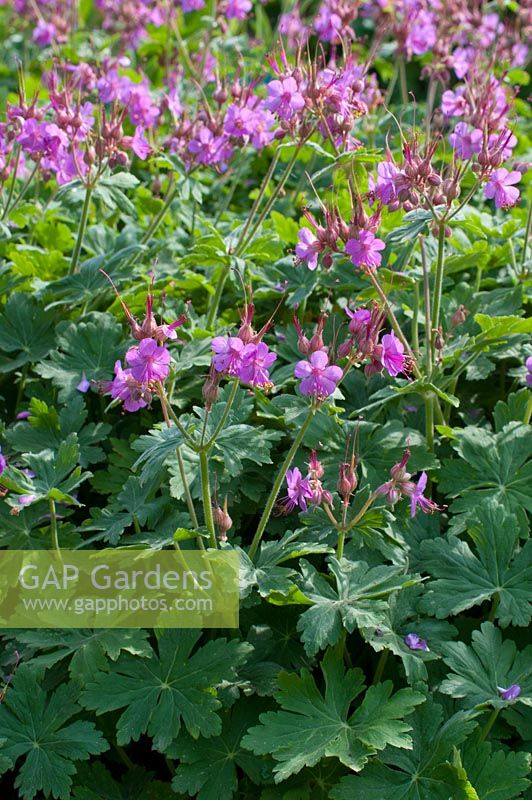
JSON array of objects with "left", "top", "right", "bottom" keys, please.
[
  {"left": 294, "top": 350, "right": 342, "bottom": 399},
  {"left": 225, "top": 0, "right": 252, "bottom": 19},
  {"left": 125, "top": 339, "right": 171, "bottom": 383},
  {"left": 0, "top": 447, "right": 6, "bottom": 475},
  {"left": 345, "top": 231, "right": 385, "bottom": 269},
  {"left": 295, "top": 227, "right": 321, "bottom": 270},
  {"left": 32, "top": 20, "right": 56, "bottom": 46},
  {"left": 525, "top": 356, "right": 532, "bottom": 388},
  {"left": 406, "top": 10, "right": 436, "bottom": 56},
  {"left": 485, "top": 168, "right": 521, "bottom": 209},
  {"left": 409, "top": 472, "right": 439, "bottom": 517},
  {"left": 283, "top": 467, "right": 313, "bottom": 512},
  {"left": 370, "top": 161, "right": 401, "bottom": 206},
  {"left": 76, "top": 373, "right": 90, "bottom": 393},
  {"left": 239, "top": 342, "right": 277, "bottom": 387},
  {"left": 131, "top": 127, "right": 151, "bottom": 160},
  {"left": 266, "top": 77, "right": 305, "bottom": 121},
  {"left": 380, "top": 331, "right": 406, "bottom": 377},
  {"left": 441, "top": 88, "right": 468, "bottom": 117},
  {"left": 345, "top": 308, "right": 371, "bottom": 336},
  {"left": 106, "top": 360, "right": 152, "bottom": 413},
  {"left": 211, "top": 336, "right": 245, "bottom": 375},
  {"left": 404, "top": 633, "right": 429, "bottom": 652},
  {"left": 449, "top": 123, "right": 483, "bottom": 160}
]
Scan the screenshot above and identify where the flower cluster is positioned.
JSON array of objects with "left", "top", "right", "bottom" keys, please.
[
  {"left": 102, "top": 287, "right": 186, "bottom": 413},
  {"left": 281, "top": 450, "right": 331, "bottom": 513},
  {"left": 376, "top": 449, "right": 442, "bottom": 517}
]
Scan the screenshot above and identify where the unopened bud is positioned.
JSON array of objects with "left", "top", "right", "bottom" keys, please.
[
  {"left": 337, "top": 339, "right": 353, "bottom": 358},
  {"left": 451, "top": 304, "right": 469, "bottom": 327},
  {"left": 213, "top": 497, "right": 232, "bottom": 542}
]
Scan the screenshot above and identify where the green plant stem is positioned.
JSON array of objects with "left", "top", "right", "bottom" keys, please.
[
  {"left": 205, "top": 261, "right": 231, "bottom": 329},
  {"left": 157, "top": 382, "right": 198, "bottom": 449},
  {"left": 478, "top": 708, "right": 499, "bottom": 743},
  {"left": 4, "top": 159, "right": 41, "bottom": 220},
  {"left": 1, "top": 147, "right": 21, "bottom": 219},
  {"left": 68, "top": 183, "right": 93, "bottom": 275},
  {"left": 49, "top": 498, "right": 60, "bottom": 554},
  {"left": 249, "top": 406, "right": 315, "bottom": 559},
  {"left": 425, "top": 393, "right": 434, "bottom": 452},
  {"left": 373, "top": 649, "right": 389, "bottom": 684},
  {"left": 176, "top": 446, "right": 200, "bottom": 531},
  {"left": 232, "top": 148, "right": 281, "bottom": 253},
  {"left": 199, "top": 450, "right": 217, "bottom": 548},
  {"left": 487, "top": 592, "right": 499, "bottom": 623},
  {"left": 412, "top": 283, "right": 419, "bottom": 355},
  {"left": 420, "top": 237, "right": 433, "bottom": 376},
  {"left": 524, "top": 393, "right": 532, "bottom": 426},
  {"left": 203, "top": 378, "right": 239, "bottom": 450},
  {"left": 520, "top": 199, "right": 532, "bottom": 274},
  {"left": 398, "top": 57, "right": 408, "bottom": 104},
  {"left": 141, "top": 180, "right": 177, "bottom": 245},
  {"left": 235, "top": 146, "right": 301, "bottom": 256},
  {"left": 336, "top": 529, "right": 346, "bottom": 559},
  {"left": 344, "top": 491, "right": 378, "bottom": 534},
  {"left": 430, "top": 223, "right": 446, "bottom": 360}
]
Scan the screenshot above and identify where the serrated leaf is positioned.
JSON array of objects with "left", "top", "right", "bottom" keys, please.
[
  {"left": 421, "top": 500, "right": 531, "bottom": 626},
  {"left": 296, "top": 557, "right": 418, "bottom": 656},
  {"left": 439, "top": 622, "right": 532, "bottom": 709},
  {"left": 0, "top": 666, "right": 108, "bottom": 800},
  {"left": 330, "top": 700, "right": 477, "bottom": 800},
  {"left": 81, "top": 630, "right": 252, "bottom": 751},
  {"left": 242, "top": 647, "right": 424, "bottom": 782},
  {"left": 0, "top": 293, "right": 55, "bottom": 373}
]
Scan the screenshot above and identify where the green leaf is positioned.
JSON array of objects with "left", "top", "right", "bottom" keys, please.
[
  {"left": 242, "top": 647, "right": 425, "bottom": 782},
  {"left": 1, "top": 434, "right": 91, "bottom": 506},
  {"left": 0, "top": 293, "right": 55, "bottom": 373},
  {"left": 461, "top": 739, "right": 531, "bottom": 800},
  {"left": 72, "top": 762, "right": 176, "bottom": 800},
  {"left": 35, "top": 313, "right": 124, "bottom": 401},
  {"left": 6, "top": 396, "right": 111, "bottom": 467},
  {"left": 213, "top": 424, "right": 283, "bottom": 477},
  {"left": 296, "top": 558, "right": 418, "bottom": 656},
  {"left": 81, "top": 630, "right": 252, "bottom": 752},
  {"left": 14, "top": 629, "right": 151, "bottom": 684},
  {"left": 169, "top": 702, "right": 270, "bottom": 800},
  {"left": 439, "top": 621, "right": 532, "bottom": 709},
  {"left": 0, "top": 666, "right": 108, "bottom": 800},
  {"left": 330, "top": 700, "right": 478, "bottom": 800},
  {"left": 439, "top": 422, "right": 532, "bottom": 523},
  {"left": 421, "top": 500, "right": 531, "bottom": 626},
  {"left": 474, "top": 314, "right": 532, "bottom": 338}
]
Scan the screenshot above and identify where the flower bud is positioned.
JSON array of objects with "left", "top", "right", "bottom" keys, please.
[{"left": 451, "top": 304, "right": 469, "bottom": 327}]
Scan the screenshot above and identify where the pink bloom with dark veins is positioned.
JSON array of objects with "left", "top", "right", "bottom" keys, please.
[
  {"left": 266, "top": 77, "right": 305, "bottom": 121},
  {"left": 370, "top": 161, "right": 402, "bottom": 206},
  {"left": 283, "top": 467, "right": 313, "bottom": 512},
  {"left": 239, "top": 342, "right": 277, "bottom": 387},
  {"left": 106, "top": 360, "right": 152, "bottom": 413},
  {"left": 295, "top": 227, "right": 321, "bottom": 270},
  {"left": 380, "top": 331, "right": 406, "bottom": 377},
  {"left": 484, "top": 168, "right": 521, "bottom": 209},
  {"left": 125, "top": 339, "right": 171, "bottom": 383},
  {"left": 345, "top": 231, "right": 385, "bottom": 269},
  {"left": 449, "top": 123, "right": 483, "bottom": 160},
  {"left": 409, "top": 472, "right": 440, "bottom": 517},
  {"left": 294, "top": 351, "right": 342, "bottom": 399},
  {"left": 211, "top": 336, "right": 245, "bottom": 375}
]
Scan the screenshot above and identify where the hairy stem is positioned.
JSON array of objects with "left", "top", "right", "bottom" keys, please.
[
  {"left": 49, "top": 498, "right": 60, "bottom": 554},
  {"left": 69, "top": 183, "right": 93, "bottom": 275},
  {"left": 478, "top": 708, "right": 499, "bottom": 743},
  {"left": 203, "top": 378, "right": 239, "bottom": 450},
  {"left": 430, "top": 223, "right": 446, "bottom": 361},
  {"left": 199, "top": 450, "right": 217, "bottom": 548},
  {"left": 205, "top": 261, "right": 231, "bottom": 330},
  {"left": 373, "top": 648, "right": 389, "bottom": 684},
  {"left": 176, "top": 446, "right": 200, "bottom": 532},
  {"left": 249, "top": 405, "right": 315, "bottom": 559}
]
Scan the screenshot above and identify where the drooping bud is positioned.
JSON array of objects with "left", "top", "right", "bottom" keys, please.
[
  {"left": 202, "top": 365, "right": 220, "bottom": 409},
  {"left": 213, "top": 496, "right": 232, "bottom": 543},
  {"left": 451, "top": 304, "right": 469, "bottom": 327}
]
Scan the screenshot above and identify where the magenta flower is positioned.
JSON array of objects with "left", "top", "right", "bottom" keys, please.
[
  {"left": 405, "top": 10, "right": 436, "bottom": 56},
  {"left": 404, "top": 633, "right": 429, "bottom": 652},
  {"left": 294, "top": 351, "right": 343, "bottom": 399},
  {"left": 266, "top": 77, "right": 305, "bottom": 121},
  {"left": 526, "top": 356, "right": 532, "bottom": 388},
  {"left": 18, "top": 494, "right": 37, "bottom": 506},
  {"left": 0, "top": 447, "right": 6, "bottom": 476},
  {"left": 225, "top": 0, "right": 252, "bottom": 19},
  {"left": 125, "top": 339, "right": 171, "bottom": 383},
  {"left": 295, "top": 227, "right": 321, "bottom": 271},
  {"left": 345, "top": 231, "right": 385, "bottom": 269},
  {"left": 449, "top": 123, "right": 483, "bottom": 160},
  {"left": 16, "top": 411, "right": 31, "bottom": 420},
  {"left": 441, "top": 88, "right": 467, "bottom": 117},
  {"left": 211, "top": 336, "right": 245, "bottom": 376},
  {"left": 283, "top": 467, "right": 313, "bottom": 512},
  {"left": 380, "top": 331, "right": 406, "bottom": 377},
  {"left": 370, "top": 161, "right": 401, "bottom": 206},
  {"left": 485, "top": 168, "right": 521, "bottom": 209},
  {"left": 239, "top": 343, "right": 277, "bottom": 387},
  {"left": 224, "top": 104, "right": 254, "bottom": 138},
  {"left": 346, "top": 307, "right": 371, "bottom": 336},
  {"left": 106, "top": 360, "right": 152, "bottom": 413},
  {"left": 130, "top": 128, "right": 151, "bottom": 160},
  {"left": 32, "top": 19, "right": 56, "bottom": 46},
  {"left": 498, "top": 684, "right": 521, "bottom": 701},
  {"left": 76, "top": 373, "right": 91, "bottom": 393},
  {"left": 409, "top": 472, "right": 439, "bottom": 517}
]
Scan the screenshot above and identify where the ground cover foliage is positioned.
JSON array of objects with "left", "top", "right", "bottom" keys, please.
[{"left": 0, "top": 0, "right": 531, "bottom": 797}]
